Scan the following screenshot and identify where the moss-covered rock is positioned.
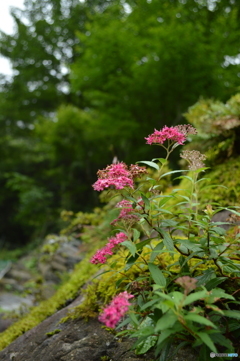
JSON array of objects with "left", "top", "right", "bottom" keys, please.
[{"left": 176, "top": 156, "right": 240, "bottom": 207}]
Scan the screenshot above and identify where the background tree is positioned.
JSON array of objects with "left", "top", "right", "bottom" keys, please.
[
  {"left": 1, "top": 0, "right": 240, "bottom": 248},
  {"left": 71, "top": 0, "right": 240, "bottom": 162}
]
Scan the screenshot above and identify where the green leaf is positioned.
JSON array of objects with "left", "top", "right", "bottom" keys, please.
[
  {"left": 137, "top": 160, "right": 159, "bottom": 170},
  {"left": 155, "top": 312, "right": 178, "bottom": 332},
  {"left": 115, "top": 277, "right": 126, "bottom": 288},
  {"left": 126, "top": 253, "right": 139, "bottom": 267},
  {"left": 156, "top": 330, "right": 176, "bottom": 347},
  {"left": 205, "top": 277, "right": 227, "bottom": 291},
  {"left": 128, "top": 312, "right": 140, "bottom": 327},
  {"left": 176, "top": 239, "right": 202, "bottom": 252},
  {"left": 196, "top": 332, "right": 217, "bottom": 353},
  {"left": 152, "top": 157, "right": 168, "bottom": 165},
  {"left": 161, "top": 230, "right": 174, "bottom": 251},
  {"left": 160, "top": 170, "right": 188, "bottom": 179},
  {"left": 171, "top": 291, "right": 184, "bottom": 304},
  {"left": 135, "top": 335, "right": 157, "bottom": 354},
  {"left": 175, "top": 175, "right": 194, "bottom": 183},
  {"left": 154, "top": 291, "right": 174, "bottom": 301},
  {"left": 136, "top": 238, "right": 152, "bottom": 251},
  {"left": 223, "top": 310, "right": 240, "bottom": 319},
  {"left": 133, "top": 228, "right": 141, "bottom": 242},
  {"left": 210, "top": 226, "right": 226, "bottom": 236},
  {"left": 150, "top": 242, "right": 164, "bottom": 262},
  {"left": 140, "top": 298, "right": 159, "bottom": 311},
  {"left": 124, "top": 195, "right": 138, "bottom": 203},
  {"left": 184, "top": 314, "right": 217, "bottom": 328},
  {"left": 206, "top": 288, "right": 235, "bottom": 303},
  {"left": 121, "top": 241, "right": 137, "bottom": 256},
  {"left": 140, "top": 192, "right": 150, "bottom": 210},
  {"left": 148, "top": 263, "right": 166, "bottom": 287},
  {"left": 156, "top": 299, "right": 174, "bottom": 313},
  {"left": 183, "top": 290, "right": 208, "bottom": 306},
  {"left": 196, "top": 269, "right": 216, "bottom": 287},
  {"left": 223, "top": 208, "right": 240, "bottom": 217},
  {"left": 157, "top": 195, "right": 174, "bottom": 207},
  {"left": 210, "top": 332, "right": 234, "bottom": 350},
  {"left": 161, "top": 219, "right": 178, "bottom": 227},
  {"left": 159, "top": 340, "right": 172, "bottom": 361}
]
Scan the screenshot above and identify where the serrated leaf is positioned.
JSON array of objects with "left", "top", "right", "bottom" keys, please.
[
  {"left": 184, "top": 314, "right": 217, "bottom": 328},
  {"left": 176, "top": 239, "right": 202, "bottom": 252},
  {"left": 223, "top": 310, "right": 240, "bottom": 319},
  {"left": 133, "top": 228, "right": 140, "bottom": 242},
  {"left": 161, "top": 219, "right": 178, "bottom": 227},
  {"left": 205, "top": 277, "right": 227, "bottom": 291},
  {"left": 122, "top": 241, "right": 137, "bottom": 256},
  {"left": 196, "top": 332, "right": 217, "bottom": 353},
  {"left": 150, "top": 242, "right": 164, "bottom": 262},
  {"left": 156, "top": 299, "right": 174, "bottom": 313},
  {"left": 171, "top": 291, "right": 184, "bottom": 304},
  {"left": 183, "top": 290, "right": 208, "bottom": 306},
  {"left": 206, "top": 288, "right": 235, "bottom": 303},
  {"left": 196, "top": 269, "right": 216, "bottom": 287},
  {"left": 156, "top": 329, "right": 175, "bottom": 346},
  {"left": 210, "top": 227, "right": 226, "bottom": 236},
  {"left": 137, "top": 160, "right": 159, "bottom": 170},
  {"left": 155, "top": 312, "right": 178, "bottom": 332},
  {"left": 148, "top": 263, "right": 166, "bottom": 287},
  {"left": 210, "top": 332, "right": 234, "bottom": 350},
  {"left": 160, "top": 229, "right": 174, "bottom": 251}
]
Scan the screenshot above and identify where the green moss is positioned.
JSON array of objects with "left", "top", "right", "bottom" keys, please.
[
  {"left": 100, "top": 356, "right": 110, "bottom": 361},
  {"left": 61, "top": 249, "right": 145, "bottom": 323},
  {"left": 46, "top": 329, "right": 61, "bottom": 337},
  {"left": 167, "top": 156, "right": 240, "bottom": 209},
  {"left": 198, "top": 156, "right": 240, "bottom": 206}
]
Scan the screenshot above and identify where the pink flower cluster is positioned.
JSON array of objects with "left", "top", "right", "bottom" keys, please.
[
  {"left": 90, "top": 232, "right": 127, "bottom": 264},
  {"left": 145, "top": 126, "right": 186, "bottom": 145},
  {"left": 93, "top": 163, "right": 133, "bottom": 191},
  {"left": 111, "top": 200, "right": 139, "bottom": 225},
  {"left": 93, "top": 162, "right": 147, "bottom": 192},
  {"left": 99, "top": 291, "right": 134, "bottom": 328}
]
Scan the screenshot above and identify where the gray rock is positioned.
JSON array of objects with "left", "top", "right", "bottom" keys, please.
[
  {"left": 0, "top": 292, "right": 34, "bottom": 312},
  {"left": 0, "top": 313, "right": 17, "bottom": 333},
  {"left": 0, "top": 295, "right": 198, "bottom": 361}
]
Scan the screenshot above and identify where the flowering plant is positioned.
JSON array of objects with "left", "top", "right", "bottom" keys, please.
[{"left": 90, "top": 125, "right": 240, "bottom": 360}]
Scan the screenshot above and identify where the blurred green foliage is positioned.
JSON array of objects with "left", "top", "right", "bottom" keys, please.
[{"left": 0, "top": 0, "right": 240, "bottom": 247}]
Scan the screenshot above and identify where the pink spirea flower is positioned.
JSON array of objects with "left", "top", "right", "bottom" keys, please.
[
  {"left": 111, "top": 200, "right": 139, "bottom": 225},
  {"left": 109, "top": 232, "right": 128, "bottom": 246},
  {"left": 99, "top": 291, "right": 134, "bottom": 328},
  {"left": 90, "top": 232, "right": 127, "bottom": 264},
  {"left": 93, "top": 176, "right": 134, "bottom": 191},
  {"left": 145, "top": 126, "right": 186, "bottom": 145},
  {"left": 93, "top": 163, "right": 134, "bottom": 191}
]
